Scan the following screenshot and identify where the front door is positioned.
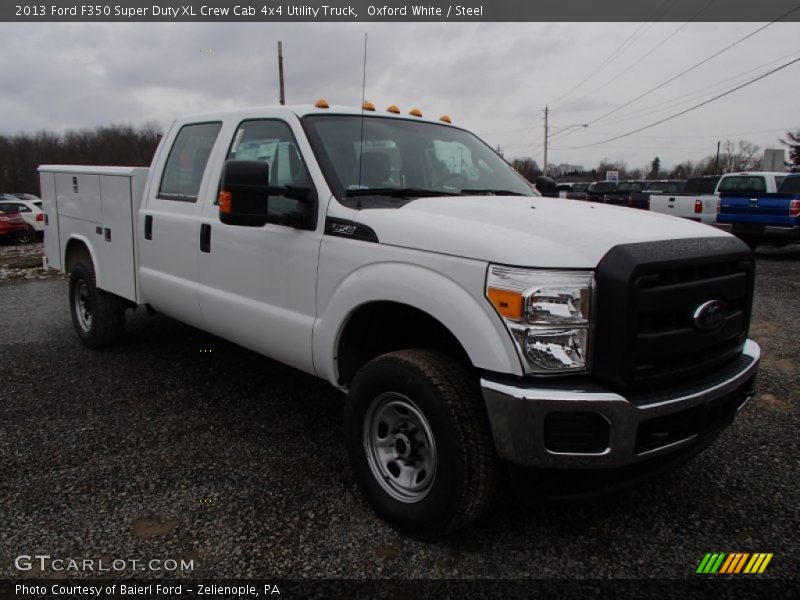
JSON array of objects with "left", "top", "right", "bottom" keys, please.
[{"left": 197, "top": 118, "right": 323, "bottom": 375}]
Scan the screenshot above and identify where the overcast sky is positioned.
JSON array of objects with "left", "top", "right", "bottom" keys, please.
[{"left": 1, "top": 21, "right": 798, "bottom": 171}]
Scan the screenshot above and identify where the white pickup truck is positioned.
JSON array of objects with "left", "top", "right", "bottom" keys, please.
[
  {"left": 40, "top": 102, "right": 761, "bottom": 536},
  {"left": 648, "top": 175, "right": 720, "bottom": 223}
]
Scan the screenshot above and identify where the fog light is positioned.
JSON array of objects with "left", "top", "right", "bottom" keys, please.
[{"left": 545, "top": 412, "right": 609, "bottom": 453}]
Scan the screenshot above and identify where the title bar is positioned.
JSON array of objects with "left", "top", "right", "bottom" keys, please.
[{"left": 5, "top": 0, "right": 800, "bottom": 22}]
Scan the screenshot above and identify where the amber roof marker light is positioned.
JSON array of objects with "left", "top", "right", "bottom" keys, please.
[
  {"left": 386, "top": 105, "right": 400, "bottom": 114},
  {"left": 439, "top": 115, "right": 452, "bottom": 124},
  {"left": 315, "top": 98, "right": 330, "bottom": 109}
]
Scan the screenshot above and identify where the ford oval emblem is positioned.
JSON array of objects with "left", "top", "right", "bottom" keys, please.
[{"left": 693, "top": 300, "right": 728, "bottom": 332}]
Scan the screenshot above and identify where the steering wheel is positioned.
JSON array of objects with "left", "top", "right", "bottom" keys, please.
[{"left": 432, "top": 172, "right": 469, "bottom": 190}]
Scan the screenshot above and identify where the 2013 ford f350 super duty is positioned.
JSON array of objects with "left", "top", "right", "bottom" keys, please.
[{"left": 39, "top": 102, "right": 761, "bottom": 536}]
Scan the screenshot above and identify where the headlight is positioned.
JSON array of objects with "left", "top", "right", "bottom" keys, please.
[{"left": 486, "top": 265, "right": 594, "bottom": 374}]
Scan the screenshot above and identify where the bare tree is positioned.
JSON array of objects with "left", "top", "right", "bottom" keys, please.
[
  {"left": 718, "top": 140, "right": 761, "bottom": 173},
  {"left": 0, "top": 124, "right": 161, "bottom": 195},
  {"left": 781, "top": 129, "right": 800, "bottom": 171}
]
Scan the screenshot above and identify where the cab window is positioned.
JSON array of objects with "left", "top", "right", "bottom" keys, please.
[
  {"left": 158, "top": 122, "right": 222, "bottom": 202},
  {"left": 717, "top": 176, "right": 767, "bottom": 193},
  {"left": 225, "top": 120, "right": 312, "bottom": 217}
]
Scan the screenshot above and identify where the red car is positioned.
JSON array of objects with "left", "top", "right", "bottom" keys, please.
[{"left": 0, "top": 209, "right": 28, "bottom": 242}]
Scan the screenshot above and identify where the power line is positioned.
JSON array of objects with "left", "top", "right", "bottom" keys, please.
[
  {"left": 549, "top": 0, "right": 675, "bottom": 108},
  {"left": 552, "top": 126, "right": 795, "bottom": 141},
  {"left": 557, "top": 0, "right": 717, "bottom": 114},
  {"left": 595, "top": 48, "right": 800, "bottom": 128},
  {"left": 553, "top": 56, "right": 800, "bottom": 151},
  {"left": 582, "top": 5, "right": 800, "bottom": 127}
]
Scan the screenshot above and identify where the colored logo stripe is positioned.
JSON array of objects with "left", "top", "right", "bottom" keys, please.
[
  {"left": 697, "top": 552, "right": 773, "bottom": 574},
  {"left": 697, "top": 553, "right": 726, "bottom": 573}
]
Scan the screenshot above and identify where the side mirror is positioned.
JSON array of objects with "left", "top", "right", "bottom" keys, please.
[
  {"left": 219, "top": 160, "right": 271, "bottom": 227},
  {"left": 219, "top": 160, "right": 315, "bottom": 229}
]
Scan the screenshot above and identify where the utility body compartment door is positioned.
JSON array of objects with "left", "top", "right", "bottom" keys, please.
[
  {"left": 39, "top": 166, "right": 147, "bottom": 303},
  {"left": 97, "top": 175, "right": 137, "bottom": 301},
  {"left": 40, "top": 171, "right": 61, "bottom": 270}
]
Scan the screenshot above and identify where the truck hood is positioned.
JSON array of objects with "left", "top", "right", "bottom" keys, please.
[{"left": 350, "top": 195, "right": 729, "bottom": 268}]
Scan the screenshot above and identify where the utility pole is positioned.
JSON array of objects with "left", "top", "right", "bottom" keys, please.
[
  {"left": 278, "top": 41, "right": 285, "bottom": 105},
  {"left": 714, "top": 140, "right": 721, "bottom": 174},
  {"left": 543, "top": 105, "right": 549, "bottom": 177}
]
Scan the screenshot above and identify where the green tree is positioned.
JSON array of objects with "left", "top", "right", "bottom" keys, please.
[{"left": 649, "top": 156, "right": 661, "bottom": 179}]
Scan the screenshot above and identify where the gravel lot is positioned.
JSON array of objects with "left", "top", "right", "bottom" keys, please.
[{"left": 1, "top": 243, "right": 798, "bottom": 581}]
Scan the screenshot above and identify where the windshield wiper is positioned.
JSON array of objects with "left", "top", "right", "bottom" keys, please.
[
  {"left": 345, "top": 187, "right": 459, "bottom": 198},
  {"left": 459, "top": 189, "right": 528, "bottom": 196}
]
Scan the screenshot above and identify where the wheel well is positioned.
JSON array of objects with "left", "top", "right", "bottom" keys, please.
[
  {"left": 64, "top": 239, "right": 92, "bottom": 273},
  {"left": 336, "top": 301, "right": 472, "bottom": 387}
]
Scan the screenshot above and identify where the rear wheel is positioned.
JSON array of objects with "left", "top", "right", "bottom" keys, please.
[
  {"left": 68, "top": 260, "right": 126, "bottom": 347},
  {"left": 345, "top": 349, "right": 496, "bottom": 537},
  {"left": 17, "top": 226, "right": 35, "bottom": 244}
]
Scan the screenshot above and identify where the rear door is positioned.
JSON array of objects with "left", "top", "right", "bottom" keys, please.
[{"left": 138, "top": 121, "right": 223, "bottom": 328}]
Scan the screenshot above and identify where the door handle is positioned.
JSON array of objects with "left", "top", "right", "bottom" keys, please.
[
  {"left": 144, "top": 215, "right": 153, "bottom": 240},
  {"left": 200, "top": 223, "right": 211, "bottom": 253}
]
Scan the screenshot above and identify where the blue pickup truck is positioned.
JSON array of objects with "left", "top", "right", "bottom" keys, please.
[{"left": 717, "top": 172, "right": 799, "bottom": 249}]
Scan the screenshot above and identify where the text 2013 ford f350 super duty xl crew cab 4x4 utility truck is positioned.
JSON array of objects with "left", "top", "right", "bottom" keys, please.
[{"left": 40, "top": 102, "right": 761, "bottom": 536}]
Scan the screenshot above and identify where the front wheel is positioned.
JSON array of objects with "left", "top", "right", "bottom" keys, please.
[
  {"left": 69, "top": 261, "right": 126, "bottom": 348},
  {"left": 345, "top": 349, "right": 496, "bottom": 537}
]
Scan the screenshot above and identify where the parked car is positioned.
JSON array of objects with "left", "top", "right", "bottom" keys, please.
[
  {"left": 534, "top": 175, "right": 558, "bottom": 197},
  {"left": 0, "top": 197, "right": 44, "bottom": 241},
  {"left": 648, "top": 175, "right": 723, "bottom": 224},
  {"left": 585, "top": 180, "right": 617, "bottom": 202},
  {"left": 565, "top": 182, "right": 590, "bottom": 200},
  {"left": 556, "top": 183, "right": 572, "bottom": 198},
  {"left": 13, "top": 193, "right": 42, "bottom": 202},
  {"left": 717, "top": 172, "right": 798, "bottom": 249},
  {"left": 40, "top": 102, "right": 760, "bottom": 536},
  {"left": 0, "top": 206, "right": 29, "bottom": 243},
  {"left": 605, "top": 180, "right": 648, "bottom": 208}
]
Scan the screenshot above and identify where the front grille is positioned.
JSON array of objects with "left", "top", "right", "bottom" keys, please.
[{"left": 594, "top": 237, "right": 755, "bottom": 392}]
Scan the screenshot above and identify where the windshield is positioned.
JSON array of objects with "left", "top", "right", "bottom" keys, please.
[
  {"left": 590, "top": 182, "right": 616, "bottom": 191},
  {"left": 646, "top": 181, "right": 682, "bottom": 193},
  {"left": 616, "top": 182, "right": 644, "bottom": 192},
  {"left": 303, "top": 115, "right": 535, "bottom": 205},
  {"left": 779, "top": 176, "right": 800, "bottom": 194}
]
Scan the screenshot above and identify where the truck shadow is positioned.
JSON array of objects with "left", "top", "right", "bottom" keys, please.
[
  {"left": 754, "top": 244, "right": 800, "bottom": 261},
  {"left": 117, "top": 309, "right": 724, "bottom": 538}
]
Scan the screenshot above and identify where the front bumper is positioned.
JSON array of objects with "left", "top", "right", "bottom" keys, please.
[{"left": 481, "top": 340, "right": 760, "bottom": 468}]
